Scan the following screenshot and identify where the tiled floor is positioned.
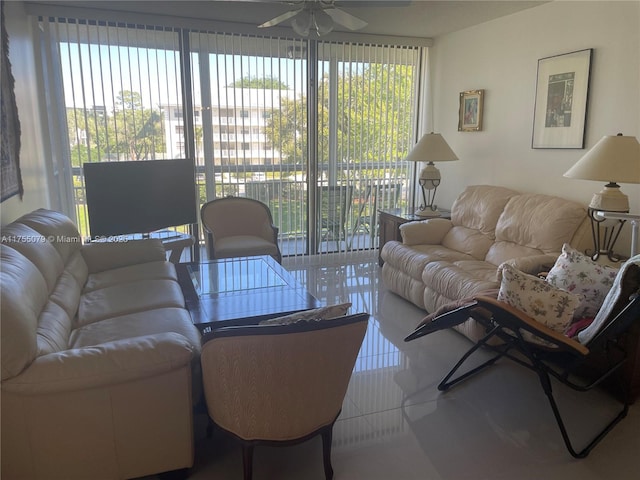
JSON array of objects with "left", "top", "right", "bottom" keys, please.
[{"left": 186, "top": 253, "right": 640, "bottom": 480}]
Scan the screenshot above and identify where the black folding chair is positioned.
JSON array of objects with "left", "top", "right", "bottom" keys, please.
[{"left": 405, "top": 256, "right": 640, "bottom": 458}]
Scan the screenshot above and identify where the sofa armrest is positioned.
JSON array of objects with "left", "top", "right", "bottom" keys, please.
[
  {"left": 81, "top": 239, "right": 166, "bottom": 273},
  {"left": 400, "top": 218, "right": 453, "bottom": 246},
  {"left": 1, "top": 333, "right": 196, "bottom": 394},
  {"left": 499, "top": 254, "right": 559, "bottom": 278}
]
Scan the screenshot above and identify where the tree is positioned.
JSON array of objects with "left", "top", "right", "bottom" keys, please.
[
  {"left": 230, "top": 76, "right": 288, "bottom": 89},
  {"left": 111, "top": 91, "right": 165, "bottom": 161},
  {"left": 66, "top": 90, "right": 166, "bottom": 164},
  {"left": 264, "top": 64, "right": 414, "bottom": 173}
]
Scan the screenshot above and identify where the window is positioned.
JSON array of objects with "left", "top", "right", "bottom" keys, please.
[
  {"left": 40, "top": 17, "right": 184, "bottom": 236},
  {"left": 39, "top": 13, "right": 423, "bottom": 258}
]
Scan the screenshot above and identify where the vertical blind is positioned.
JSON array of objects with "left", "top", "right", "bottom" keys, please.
[
  {"left": 40, "top": 17, "right": 184, "bottom": 238},
  {"left": 38, "top": 13, "right": 422, "bottom": 259}
]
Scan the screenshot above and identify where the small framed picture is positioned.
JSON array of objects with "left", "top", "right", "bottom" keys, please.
[
  {"left": 458, "top": 89, "right": 484, "bottom": 132},
  {"left": 532, "top": 48, "right": 592, "bottom": 149}
]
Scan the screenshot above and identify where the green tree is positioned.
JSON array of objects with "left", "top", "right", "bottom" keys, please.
[
  {"left": 66, "top": 107, "right": 110, "bottom": 166},
  {"left": 230, "top": 76, "right": 288, "bottom": 89},
  {"left": 111, "top": 91, "right": 165, "bottom": 161},
  {"left": 66, "top": 91, "right": 166, "bottom": 164},
  {"left": 264, "top": 64, "right": 414, "bottom": 173}
]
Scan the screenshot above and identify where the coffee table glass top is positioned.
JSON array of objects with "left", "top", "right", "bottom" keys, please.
[
  {"left": 187, "top": 257, "right": 287, "bottom": 296},
  {"left": 176, "top": 256, "right": 322, "bottom": 329}
]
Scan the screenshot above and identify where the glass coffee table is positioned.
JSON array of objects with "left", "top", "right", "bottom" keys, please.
[{"left": 176, "top": 255, "right": 322, "bottom": 333}]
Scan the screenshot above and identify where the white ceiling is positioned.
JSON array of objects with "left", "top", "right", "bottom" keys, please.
[{"left": 31, "top": 1, "right": 547, "bottom": 39}]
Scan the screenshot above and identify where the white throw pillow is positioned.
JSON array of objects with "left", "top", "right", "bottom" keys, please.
[
  {"left": 545, "top": 243, "right": 618, "bottom": 319},
  {"left": 498, "top": 263, "right": 582, "bottom": 344},
  {"left": 258, "top": 303, "right": 352, "bottom": 326}
]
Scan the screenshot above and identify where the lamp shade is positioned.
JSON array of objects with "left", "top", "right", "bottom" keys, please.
[
  {"left": 406, "top": 133, "right": 459, "bottom": 163},
  {"left": 563, "top": 134, "right": 640, "bottom": 184}
]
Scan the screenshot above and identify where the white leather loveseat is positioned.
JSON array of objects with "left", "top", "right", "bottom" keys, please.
[
  {"left": 1, "top": 209, "right": 202, "bottom": 479},
  {"left": 381, "top": 185, "right": 591, "bottom": 340}
]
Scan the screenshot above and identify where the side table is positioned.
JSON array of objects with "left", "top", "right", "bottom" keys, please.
[{"left": 378, "top": 208, "right": 451, "bottom": 266}]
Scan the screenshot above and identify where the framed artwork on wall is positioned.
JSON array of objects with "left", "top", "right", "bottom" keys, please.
[
  {"left": 532, "top": 48, "right": 592, "bottom": 149},
  {"left": 458, "top": 89, "right": 484, "bottom": 132}
]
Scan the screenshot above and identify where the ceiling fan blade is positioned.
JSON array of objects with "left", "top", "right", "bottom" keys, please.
[
  {"left": 324, "top": 7, "right": 368, "bottom": 31},
  {"left": 258, "top": 9, "right": 302, "bottom": 28}
]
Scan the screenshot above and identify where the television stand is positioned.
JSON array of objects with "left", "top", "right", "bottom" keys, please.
[{"left": 147, "top": 231, "right": 194, "bottom": 263}]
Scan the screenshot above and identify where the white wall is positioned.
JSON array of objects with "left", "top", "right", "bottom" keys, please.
[
  {"left": 0, "top": 1, "right": 50, "bottom": 224},
  {"left": 430, "top": 1, "right": 640, "bottom": 255}
]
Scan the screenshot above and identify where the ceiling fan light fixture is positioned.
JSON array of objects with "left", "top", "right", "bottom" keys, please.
[
  {"left": 291, "top": 11, "right": 313, "bottom": 36},
  {"left": 313, "top": 9, "right": 334, "bottom": 36}
]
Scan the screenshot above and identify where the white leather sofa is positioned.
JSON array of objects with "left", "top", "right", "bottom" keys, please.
[
  {"left": 381, "top": 185, "right": 591, "bottom": 340},
  {"left": 1, "top": 209, "right": 202, "bottom": 479}
]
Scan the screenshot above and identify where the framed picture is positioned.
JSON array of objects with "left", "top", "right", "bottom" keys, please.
[
  {"left": 532, "top": 48, "right": 592, "bottom": 149},
  {"left": 458, "top": 89, "right": 484, "bottom": 132}
]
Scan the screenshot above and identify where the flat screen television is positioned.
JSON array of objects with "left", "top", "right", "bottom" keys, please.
[{"left": 83, "top": 159, "right": 198, "bottom": 238}]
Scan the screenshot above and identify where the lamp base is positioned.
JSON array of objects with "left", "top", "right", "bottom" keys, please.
[{"left": 589, "top": 184, "right": 630, "bottom": 212}]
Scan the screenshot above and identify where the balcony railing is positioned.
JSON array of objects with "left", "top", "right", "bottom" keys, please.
[{"left": 72, "top": 161, "right": 409, "bottom": 256}]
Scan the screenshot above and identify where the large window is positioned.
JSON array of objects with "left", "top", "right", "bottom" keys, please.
[{"left": 38, "top": 13, "right": 423, "bottom": 258}]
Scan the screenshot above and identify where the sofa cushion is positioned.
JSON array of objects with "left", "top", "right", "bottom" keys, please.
[
  {"left": 84, "top": 260, "right": 178, "bottom": 292},
  {"left": 78, "top": 279, "right": 185, "bottom": 326},
  {"left": 1, "top": 245, "right": 47, "bottom": 380},
  {"left": 69, "top": 307, "right": 200, "bottom": 350},
  {"left": 1, "top": 223, "right": 64, "bottom": 292},
  {"left": 546, "top": 243, "right": 618, "bottom": 318},
  {"left": 81, "top": 239, "right": 166, "bottom": 274},
  {"left": 441, "top": 226, "right": 496, "bottom": 260},
  {"left": 441, "top": 186, "right": 519, "bottom": 259},
  {"left": 382, "top": 241, "right": 474, "bottom": 281},
  {"left": 450, "top": 185, "right": 519, "bottom": 236},
  {"left": 423, "top": 260, "right": 501, "bottom": 303},
  {"left": 15, "top": 209, "right": 83, "bottom": 264},
  {"left": 486, "top": 194, "right": 587, "bottom": 266},
  {"left": 37, "top": 301, "right": 73, "bottom": 356}
]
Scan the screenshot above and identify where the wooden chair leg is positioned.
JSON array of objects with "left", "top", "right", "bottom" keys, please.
[
  {"left": 242, "top": 444, "right": 254, "bottom": 480},
  {"left": 321, "top": 427, "right": 334, "bottom": 480}
]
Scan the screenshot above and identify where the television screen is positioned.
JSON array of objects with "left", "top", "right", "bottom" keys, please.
[{"left": 83, "top": 159, "right": 198, "bottom": 238}]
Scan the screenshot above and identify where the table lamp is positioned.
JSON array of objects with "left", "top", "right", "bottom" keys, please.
[
  {"left": 406, "top": 133, "right": 459, "bottom": 217},
  {"left": 564, "top": 133, "right": 640, "bottom": 260}
]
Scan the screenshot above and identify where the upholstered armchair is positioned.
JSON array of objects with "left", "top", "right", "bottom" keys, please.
[
  {"left": 201, "top": 196, "right": 282, "bottom": 263},
  {"left": 200, "top": 312, "right": 369, "bottom": 480}
]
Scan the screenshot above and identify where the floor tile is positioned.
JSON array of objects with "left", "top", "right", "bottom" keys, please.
[{"left": 180, "top": 253, "right": 640, "bottom": 480}]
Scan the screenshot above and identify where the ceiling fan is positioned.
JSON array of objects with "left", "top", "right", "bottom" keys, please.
[{"left": 258, "top": 0, "right": 368, "bottom": 37}]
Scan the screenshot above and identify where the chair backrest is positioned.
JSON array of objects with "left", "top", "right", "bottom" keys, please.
[
  {"left": 200, "top": 313, "right": 369, "bottom": 441},
  {"left": 200, "top": 196, "right": 275, "bottom": 242},
  {"left": 578, "top": 255, "right": 640, "bottom": 347},
  {"left": 318, "top": 185, "right": 352, "bottom": 229}
]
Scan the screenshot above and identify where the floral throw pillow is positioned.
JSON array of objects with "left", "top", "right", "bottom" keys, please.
[
  {"left": 498, "top": 263, "right": 582, "bottom": 344},
  {"left": 545, "top": 243, "right": 618, "bottom": 319}
]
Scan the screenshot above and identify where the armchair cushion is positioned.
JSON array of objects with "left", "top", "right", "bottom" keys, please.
[{"left": 214, "top": 235, "right": 280, "bottom": 259}]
